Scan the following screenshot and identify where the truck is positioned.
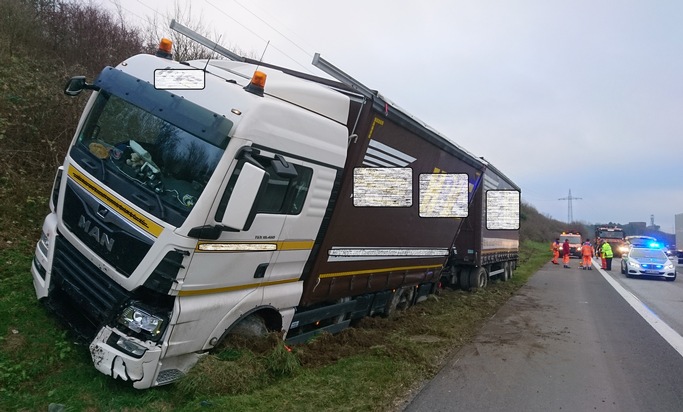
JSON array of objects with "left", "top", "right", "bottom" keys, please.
[
  {"left": 558, "top": 231, "right": 582, "bottom": 258},
  {"left": 30, "top": 21, "right": 520, "bottom": 389},
  {"left": 595, "top": 226, "right": 627, "bottom": 257}
]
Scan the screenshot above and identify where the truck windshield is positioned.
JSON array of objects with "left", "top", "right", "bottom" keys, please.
[
  {"left": 598, "top": 231, "right": 624, "bottom": 239},
  {"left": 70, "top": 68, "right": 233, "bottom": 227}
]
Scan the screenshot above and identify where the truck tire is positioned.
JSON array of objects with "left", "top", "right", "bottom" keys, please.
[
  {"left": 459, "top": 268, "right": 472, "bottom": 291},
  {"left": 469, "top": 267, "right": 488, "bottom": 290},
  {"left": 441, "top": 265, "right": 458, "bottom": 289},
  {"left": 385, "top": 286, "right": 415, "bottom": 317},
  {"left": 214, "top": 313, "right": 270, "bottom": 350},
  {"left": 228, "top": 314, "right": 269, "bottom": 338}
]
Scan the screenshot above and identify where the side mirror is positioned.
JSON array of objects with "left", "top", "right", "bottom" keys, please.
[
  {"left": 221, "top": 162, "right": 267, "bottom": 231},
  {"left": 64, "top": 76, "right": 98, "bottom": 96}
]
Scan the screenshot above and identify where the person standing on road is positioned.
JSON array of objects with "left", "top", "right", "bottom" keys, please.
[
  {"left": 600, "top": 240, "right": 613, "bottom": 271},
  {"left": 551, "top": 238, "right": 560, "bottom": 265},
  {"left": 597, "top": 239, "right": 606, "bottom": 269},
  {"left": 581, "top": 239, "right": 594, "bottom": 270},
  {"left": 562, "top": 238, "right": 571, "bottom": 268}
]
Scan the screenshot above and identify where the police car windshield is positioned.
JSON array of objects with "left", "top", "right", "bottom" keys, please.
[{"left": 630, "top": 248, "right": 666, "bottom": 259}]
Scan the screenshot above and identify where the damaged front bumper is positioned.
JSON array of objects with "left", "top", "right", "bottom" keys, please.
[
  {"left": 89, "top": 327, "right": 203, "bottom": 389},
  {"left": 90, "top": 327, "right": 163, "bottom": 389}
]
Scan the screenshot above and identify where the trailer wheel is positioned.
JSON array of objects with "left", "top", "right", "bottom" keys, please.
[
  {"left": 441, "top": 265, "right": 459, "bottom": 289},
  {"left": 469, "top": 267, "right": 488, "bottom": 290},
  {"left": 459, "top": 268, "right": 472, "bottom": 291}
]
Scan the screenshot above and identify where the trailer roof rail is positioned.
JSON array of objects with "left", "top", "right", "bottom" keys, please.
[
  {"left": 312, "top": 53, "right": 377, "bottom": 100},
  {"left": 170, "top": 19, "right": 245, "bottom": 62}
]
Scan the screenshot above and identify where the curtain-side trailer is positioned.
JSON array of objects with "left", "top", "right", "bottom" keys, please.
[
  {"left": 30, "top": 21, "right": 520, "bottom": 388},
  {"left": 441, "top": 161, "right": 521, "bottom": 291}
]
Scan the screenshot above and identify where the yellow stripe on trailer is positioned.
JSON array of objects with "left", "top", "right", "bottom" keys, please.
[{"left": 319, "top": 264, "right": 443, "bottom": 279}]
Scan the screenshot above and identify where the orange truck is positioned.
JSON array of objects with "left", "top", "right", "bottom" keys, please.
[{"left": 595, "top": 226, "right": 627, "bottom": 257}]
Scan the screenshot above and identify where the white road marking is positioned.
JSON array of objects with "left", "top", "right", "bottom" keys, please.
[{"left": 592, "top": 259, "right": 683, "bottom": 357}]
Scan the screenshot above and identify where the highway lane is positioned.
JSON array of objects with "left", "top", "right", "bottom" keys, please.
[
  {"left": 605, "top": 257, "right": 683, "bottom": 336},
  {"left": 401, "top": 258, "right": 683, "bottom": 412}
]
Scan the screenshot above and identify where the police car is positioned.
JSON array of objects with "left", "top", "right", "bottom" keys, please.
[{"left": 620, "top": 244, "right": 676, "bottom": 281}]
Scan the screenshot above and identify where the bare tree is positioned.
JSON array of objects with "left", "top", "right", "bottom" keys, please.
[
  {"left": 142, "top": 1, "right": 217, "bottom": 61},
  {"left": 0, "top": 0, "right": 41, "bottom": 58}
]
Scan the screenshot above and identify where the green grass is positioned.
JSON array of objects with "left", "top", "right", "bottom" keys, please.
[{"left": 0, "top": 240, "right": 549, "bottom": 411}]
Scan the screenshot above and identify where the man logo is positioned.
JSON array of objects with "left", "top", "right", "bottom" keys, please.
[{"left": 78, "top": 215, "right": 115, "bottom": 252}]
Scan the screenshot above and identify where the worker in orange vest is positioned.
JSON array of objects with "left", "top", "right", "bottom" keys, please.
[
  {"left": 562, "top": 238, "right": 571, "bottom": 268},
  {"left": 581, "top": 239, "right": 594, "bottom": 270},
  {"left": 550, "top": 238, "right": 560, "bottom": 265},
  {"left": 597, "top": 239, "right": 607, "bottom": 269}
]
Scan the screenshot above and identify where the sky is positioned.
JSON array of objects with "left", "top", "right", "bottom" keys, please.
[{"left": 102, "top": 0, "right": 683, "bottom": 233}]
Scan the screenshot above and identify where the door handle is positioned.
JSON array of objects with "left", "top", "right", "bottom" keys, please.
[{"left": 254, "top": 263, "right": 268, "bottom": 279}]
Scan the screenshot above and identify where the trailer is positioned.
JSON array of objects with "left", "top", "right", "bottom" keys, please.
[
  {"left": 30, "top": 21, "right": 520, "bottom": 388},
  {"left": 440, "top": 161, "right": 520, "bottom": 291}
]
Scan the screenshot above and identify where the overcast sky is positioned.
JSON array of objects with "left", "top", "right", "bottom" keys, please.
[{"left": 104, "top": 0, "right": 683, "bottom": 233}]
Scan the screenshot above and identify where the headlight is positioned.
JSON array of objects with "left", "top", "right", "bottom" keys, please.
[
  {"left": 627, "top": 260, "right": 640, "bottom": 268},
  {"left": 118, "top": 305, "right": 166, "bottom": 340},
  {"left": 665, "top": 262, "right": 675, "bottom": 270},
  {"left": 37, "top": 231, "right": 49, "bottom": 256}
]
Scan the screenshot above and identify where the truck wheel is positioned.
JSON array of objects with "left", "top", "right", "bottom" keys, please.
[
  {"left": 214, "top": 313, "right": 270, "bottom": 350},
  {"left": 469, "top": 267, "right": 488, "bottom": 290},
  {"left": 229, "top": 314, "right": 269, "bottom": 338},
  {"left": 459, "top": 268, "right": 472, "bottom": 291},
  {"left": 385, "top": 286, "right": 415, "bottom": 317}
]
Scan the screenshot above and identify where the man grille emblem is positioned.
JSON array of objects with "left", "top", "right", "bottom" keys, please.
[{"left": 97, "top": 205, "right": 109, "bottom": 218}]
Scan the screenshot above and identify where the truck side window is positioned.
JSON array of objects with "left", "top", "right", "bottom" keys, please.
[{"left": 215, "top": 158, "right": 313, "bottom": 221}]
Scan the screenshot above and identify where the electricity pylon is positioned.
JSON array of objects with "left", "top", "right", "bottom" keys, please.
[{"left": 558, "top": 189, "right": 582, "bottom": 224}]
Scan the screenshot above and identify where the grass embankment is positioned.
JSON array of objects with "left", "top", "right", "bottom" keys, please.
[{"left": 0, "top": 240, "right": 550, "bottom": 411}]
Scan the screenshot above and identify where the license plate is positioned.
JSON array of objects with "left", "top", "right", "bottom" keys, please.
[{"left": 645, "top": 270, "right": 659, "bottom": 274}]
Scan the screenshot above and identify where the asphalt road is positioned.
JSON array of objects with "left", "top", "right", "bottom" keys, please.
[
  {"left": 402, "top": 258, "right": 683, "bottom": 412},
  {"left": 608, "top": 257, "right": 683, "bottom": 336}
]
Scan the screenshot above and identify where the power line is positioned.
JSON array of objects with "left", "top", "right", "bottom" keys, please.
[
  {"left": 558, "top": 189, "right": 582, "bottom": 224},
  {"left": 203, "top": 0, "right": 314, "bottom": 73}
]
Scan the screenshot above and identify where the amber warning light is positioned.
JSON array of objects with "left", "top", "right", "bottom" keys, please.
[
  {"left": 155, "top": 38, "right": 173, "bottom": 59},
  {"left": 244, "top": 71, "right": 267, "bottom": 96}
]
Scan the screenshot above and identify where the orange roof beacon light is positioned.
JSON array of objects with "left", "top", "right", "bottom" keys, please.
[
  {"left": 156, "top": 38, "right": 173, "bottom": 60},
  {"left": 244, "top": 70, "right": 266, "bottom": 96}
]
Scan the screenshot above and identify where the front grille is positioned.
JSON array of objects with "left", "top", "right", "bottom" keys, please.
[
  {"left": 48, "top": 235, "right": 132, "bottom": 340},
  {"left": 62, "top": 181, "right": 152, "bottom": 278}
]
